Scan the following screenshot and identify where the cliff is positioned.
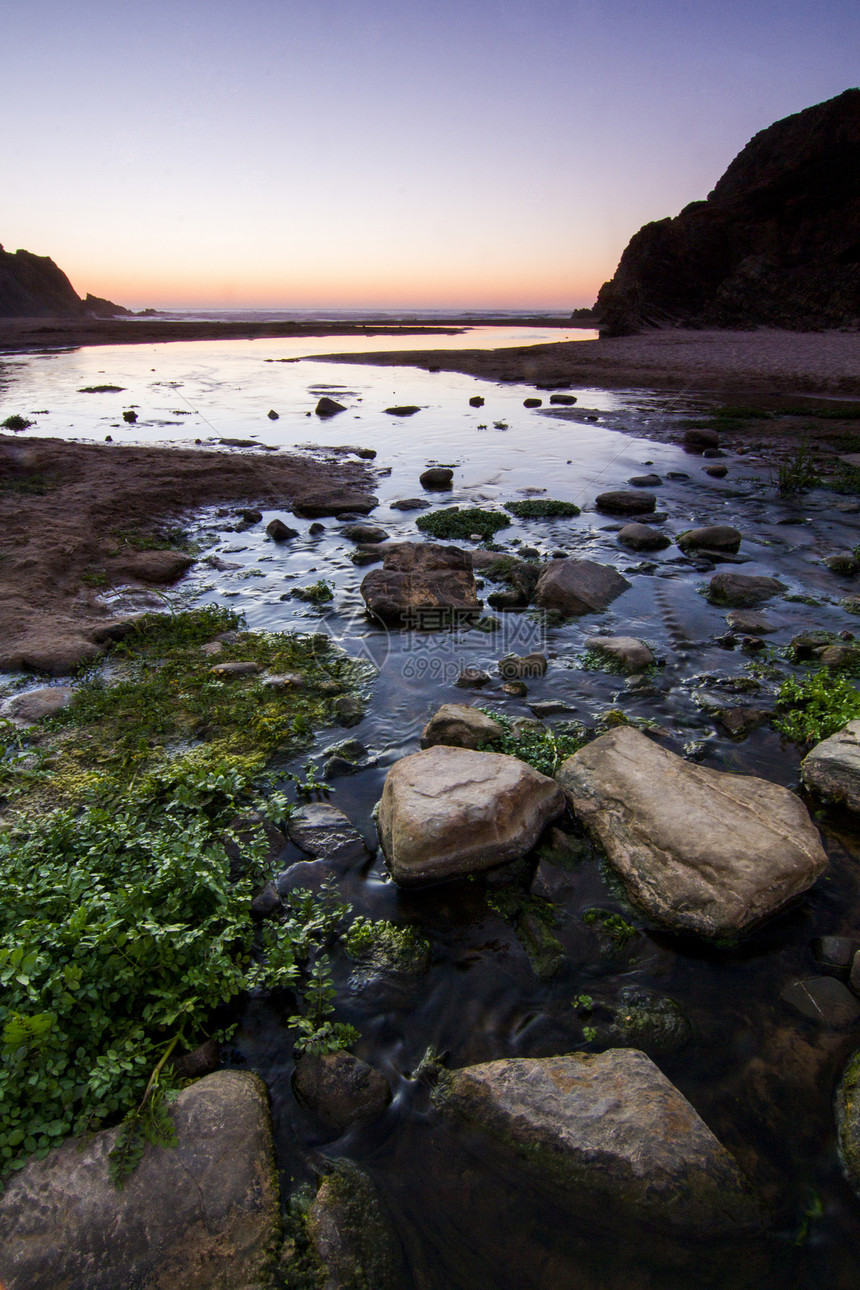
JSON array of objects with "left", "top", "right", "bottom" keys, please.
[
  {"left": 0, "top": 245, "right": 129, "bottom": 318},
  {"left": 596, "top": 88, "right": 860, "bottom": 334}
]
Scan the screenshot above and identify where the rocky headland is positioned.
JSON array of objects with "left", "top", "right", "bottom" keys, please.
[{"left": 0, "top": 244, "right": 129, "bottom": 318}]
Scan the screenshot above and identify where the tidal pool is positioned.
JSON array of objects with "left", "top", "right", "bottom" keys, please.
[{"left": 2, "top": 330, "right": 860, "bottom": 1287}]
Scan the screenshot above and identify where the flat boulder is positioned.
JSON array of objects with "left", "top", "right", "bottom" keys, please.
[
  {"left": 5, "top": 686, "right": 73, "bottom": 722},
  {"left": 556, "top": 726, "right": 827, "bottom": 939},
  {"left": 292, "top": 489, "right": 378, "bottom": 518},
  {"left": 360, "top": 541, "right": 480, "bottom": 625},
  {"left": 707, "top": 572, "right": 784, "bottom": 607},
  {"left": 286, "top": 801, "right": 370, "bottom": 868},
  {"left": 420, "top": 703, "right": 504, "bottom": 750},
  {"left": 111, "top": 549, "right": 195, "bottom": 584},
  {"left": 726, "top": 610, "right": 775, "bottom": 635},
  {"left": 678, "top": 525, "right": 742, "bottom": 555},
  {"left": 584, "top": 635, "right": 655, "bottom": 672},
  {"left": 801, "top": 720, "right": 860, "bottom": 814},
  {"left": 377, "top": 745, "right": 565, "bottom": 885},
  {"left": 594, "top": 490, "right": 656, "bottom": 516},
  {"left": 534, "top": 558, "right": 630, "bottom": 615},
  {"left": 433, "top": 1050, "right": 759, "bottom": 1236},
  {"left": 0, "top": 1071, "right": 279, "bottom": 1290}
]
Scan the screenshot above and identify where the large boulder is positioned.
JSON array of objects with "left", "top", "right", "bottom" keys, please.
[
  {"left": 377, "top": 745, "right": 564, "bottom": 885},
  {"left": 556, "top": 726, "right": 828, "bottom": 938},
  {"left": 0, "top": 1071, "right": 280, "bottom": 1290},
  {"left": 596, "top": 89, "right": 860, "bottom": 333},
  {"left": 584, "top": 636, "right": 655, "bottom": 672},
  {"left": 360, "top": 542, "right": 480, "bottom": 626},
  {"left": 534, "top": 559, "right": 630, "bottom": 616},
  {"left": 801, "top": 720, "right": 860, "bottom": 815},
  {"left": 433, "top": 1050, "right": 759, "bottom": 1236}
]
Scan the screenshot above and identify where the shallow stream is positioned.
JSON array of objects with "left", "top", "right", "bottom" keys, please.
[{"left": 3, "top": 330, "right": 860, "bottom": 1287}]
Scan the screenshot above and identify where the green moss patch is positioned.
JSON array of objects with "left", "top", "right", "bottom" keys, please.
[
  {"left": 415, "top": 507, "right": 510, "bottom": 542},
  {"left": 504, "top": 499, "right": 581, "bottom": 519}
]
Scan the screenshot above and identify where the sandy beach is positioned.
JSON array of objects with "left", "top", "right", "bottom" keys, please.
[{"left": 321, "top": 328, "right": 860, "bottom": 400}]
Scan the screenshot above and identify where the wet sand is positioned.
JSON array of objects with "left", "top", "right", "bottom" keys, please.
[{"left": 320, "top": 328, "right": 860, "bottom": 399}]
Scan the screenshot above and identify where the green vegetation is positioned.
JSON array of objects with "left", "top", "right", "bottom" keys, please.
[
  {"left": 1, "top": 415, "right": 33, "bottom": 432},
  {"left": 774, "top": 669, "right": 860, "bottom": 745},
  {"left": 0, "top": 608, "right": 373, "bottom": 1178},
  {"left": 78, "top": 385, "right": 126, "bottom": 394},
  {"left": 583, "top": 908, "right": 637, "bottom": 946},
  {"left": 0, "top": 471, "right": 51, "bottom": 496},
  {"left": 415, "top": 507, "right": 510, "bottom": 542},
  {"left": 775, "top": 442, "right": 822, "bottom": 495},
  {"left": 344, "top": 917, "right": 431, "bottom": 976},
  {"left": 290, "top": 579, "right": 334, "bottom": 605},
  {"left": 477, "top": 710, "right": 587, "bottom": 776},
  {"left": 504, "top": 499, "right": 581, "bottom": 519},
  {"left": 111, "top": 525, "right": 194, "bottom": 553}
]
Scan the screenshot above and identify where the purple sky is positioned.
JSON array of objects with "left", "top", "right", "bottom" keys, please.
[{"left": 5, "top": 0, "right": 858, "bottom": 309}]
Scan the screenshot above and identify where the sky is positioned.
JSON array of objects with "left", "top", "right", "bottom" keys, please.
[{"left": 4, "top": 0, "right": 859, "bottom": 311}]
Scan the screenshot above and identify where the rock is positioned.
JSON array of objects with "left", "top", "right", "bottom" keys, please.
[
  {"left": 224, "top": 811, "right": 287, "bottom": 875},
  {"left": 801, "top": 720, "right": 860, "bottom": 814},
  {"left": 594, "top": 490, "right": 657, "bottom": 516},
  {"left": 534, "top": 558, "right": 630, "bottom": 615},
  {"left": 293, "top": 1163, "right": 406, "bottom": 1290},
  {"left": 171, "top": 1038, "right": 221, "bottom": 1082},
  {"left": 837, "top": 1050, "right": 860, "bottom": 1201},
  {"left": 239, "top": 508, "right": 263, "bottom": 523},
  {"left": 250, "top": 881, "right": 281, "bottom": 919},
  {"left": 556, "top": 726, "right": 828, "bottom": 939},
  {"left": 820, "top": 644, "right": 860, "bottom": 668},
  {"left": 276, "top": 859, "right": 337, "bottom": 897},
  {"left": 596, "top": 89, "right": 860, "bottom": 333},
  {"left": 0, "top": 243, "right": 105, "bottom": 317},
  {"left": 112, "top": 549, "right": 194, "bottom": 583},
  {"left": 683, "top": 427, "right": 720, "bottom": 451},
  {"left": 433, "top": 1050, "right": 759, "bottom": 1236},
  {"left": 267, "top": 409, "right": 279, "bottom": 420},
  {"left": 315, "top": 396, "right": 346, "bottom": 416},
  {"left": 498, "top": 652, "right": 548, "bottom": 679},
  {"left": 780, "top": 976, "right": 860, "bottom": 1026},
  {"left": 678, "top": 526, "right": 742, "bottom": 555},
  {"left": 5, "top": 686, "right": 73, "bottom": 722},
  {"left": 0, "top": 1071, "right": 279, "bottom": 1290},
  {"left": 17, "top": 635, "right": 104, "bottom": 676},
  {"left": 333, "top": 694, "right": 364, "bottom": 727},
  {"left": 628, "top": 473, "right": 662, "bottom": 487},
  {"left": 209, "top": 660, "right": 261, "bottom": 677},
  {"left": 824, "top": 552, "right": 860, "bottom": 575},
  {"left": 528, "top": 699, "right": 575, "bottom": 716},
  {"left": 377, "top": 746, "right": 565, "bottom": 886},
  {"left": 812, "top": 935, "right": 859, "bottom": 974},
  {"left": 292, "top": 490, "right": 378, "bottom": 518},
  {"left": 714, "top": 706, "right": 771, "bottom": 738},
  {"left": 341, "top": 523, "right": 389, "bottom": 543},
  {"left": 549, "top": 393, "right": 577, "bottom": 405},
  {"left": 266, "top": 517, "right": 299, "bottom": 541},
  {"left": 456, "top": 666, "right": 491, "bottom": 688},
  {"left": 726, "top": 610, "right": 775, "bottom": 634},
  {"left": 469, "top": 396, "right": 485, "bottom": 407},
  {"left": 309, "top": 521, "right": 325, "bottom": 535},
  {"left": 390, "top": 498, "right": 429, "bottom": 511},
  {"left": 293, "top": 1051, "right": 391, "bottom": 1130},
  {"left": 420, "top": 703, "right": 504, "bottom": 750},
  {"left": 617, "top": 522, "right": 670, "bottom": 552},
  {"left": 584, "top": 636, "right": 654, "bottom": 672},
  {"left": 523, "top": 397, "right": 543, "bottom": 408},
  {"left": 420, "top": 467, "right": 454, "bottom": 489},
  {"left": 707, "top": 572, "right": 784, "bottom": 607},
  {"left": 287, "top": 802, "right": 370, "bottom": 868},
  {"left": 122, "top": 409, "right": 137, "bottom": 424},
  {"left": 609, "top": 986, "right": 691, "bottom": 1055},
  {"left": 705, "top": 464, "right": 728, "bottom": 478},
  {"left": 360, "top": 542, "right": 480, "bottom": 625},
  {"left": 384, "top": 404, "right": 420, "bottom": 416},
  {"left": 261, "top": 671, "right": 306, "bottom": 689}
]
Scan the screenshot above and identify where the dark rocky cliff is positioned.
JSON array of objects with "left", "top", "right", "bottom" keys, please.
[
  {"left": 0, "top": 245, "right": 128, "bottom": 318},
  {"left": 596, "top": 88, "right": 860, "bottom": 334}
]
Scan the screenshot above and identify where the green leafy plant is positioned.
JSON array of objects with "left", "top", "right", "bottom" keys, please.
[
  {"left": 774, "top": 669, "right": 860, "bottom": 745},
  {"left": 416, "top": 507, "right": 510, "bottom": 542},
  {"left": 572, "top": 993, "right": 594, "bottom": 1011},
  {"left": 583, "top": 908, "right": 637, "bottom": 945},
  {"left": 290, "top": 579, "right": 334, "bottom": 605},
  {"left": 504, "top": 499, "right": 581, "bottom": 519},
  {"left": 774, "top": 442, "right": 821, "bottom": 495},
  {"left": 477, "top": 710, "right": 587, "bottom": 776}
]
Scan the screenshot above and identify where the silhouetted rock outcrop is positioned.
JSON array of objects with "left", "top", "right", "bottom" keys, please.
[
  {"left": 0, "top": 244, "right": 128, "bottom": 318},
  {"left": 596, "top": 89, "right": 860, "bottom": 334}
]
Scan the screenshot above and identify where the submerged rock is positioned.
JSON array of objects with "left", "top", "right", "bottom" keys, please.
[
  {"left": 293, "top": 1051, "right": 391, "bottom": 1131},
  {"left": 584, "top": 635, "right": 655, "bottom": 672},
  {"left": 556, "top": 726, "right": 828, "bottom": 939},
  {"left": 801, "top": 721, "right": 860, "bottom": 815},
  {"left": 609, "top": 985, "right": 692, "bottom": 1055},
  {"left": 433, "top": 1050, "right": 759, "bottom": 1236},
  {"left": 707, "top": 573, "right": 784, "bottom": 607},
  {"left": 726, "top": 609, "right": 775, "bottom": 635},
  {"left": 617, "top": 522, "right": 671, "bottom": 552},
  {"left": 287, "top": 1162, "right": 406, "bottom": 1290},
  {"left": 293, "top": 489, "right": 378, "bottom": 518},
  {"left": 360, "top": 541, "right": 480, "bottom": 625},
  {"left": 287, "top": 802, "right": 370, "bottom": 868},
  {"left": 0, "top": 1071, "right": 280, "bottom": 1290},
  {"left": 377, "top": 745, "right": 564, "bottom": 886},
  {"left": 678, "top": 525, "right": 742, "bottom": 555},
  {"left": 594, "top": 490, "right": 657, "bottom": 516},
  {"left": 780, "top": 976, "right": 860, "bottom": 1027},
  {"left": 420, "top": 703, "right": 504, "bottom": 750},
  {"left": 534, "top": 558, "right": 630, "bottom": 615}
]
